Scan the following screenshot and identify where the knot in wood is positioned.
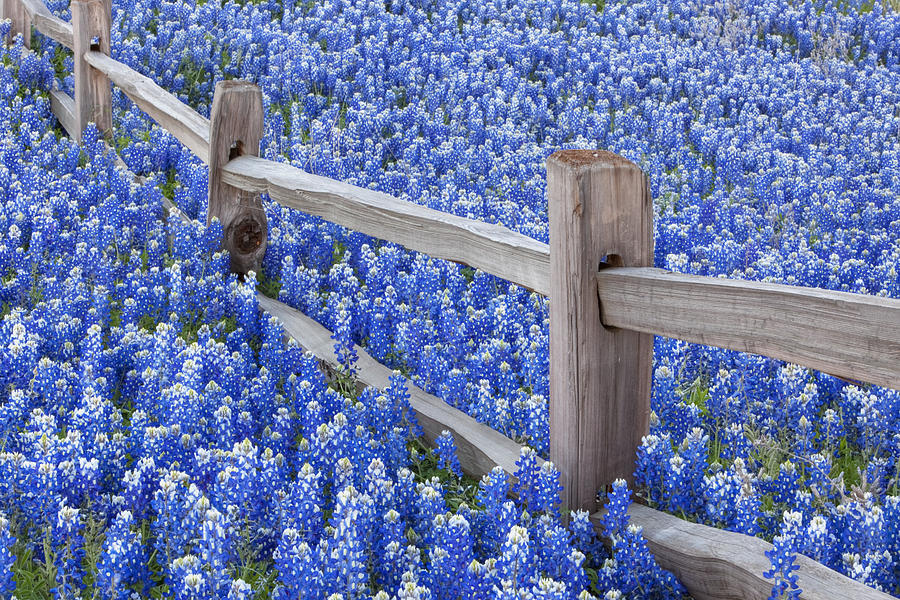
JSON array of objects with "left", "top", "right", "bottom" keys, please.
[{"left": 232, "top": 216, "right": 263, "bottom": 254}]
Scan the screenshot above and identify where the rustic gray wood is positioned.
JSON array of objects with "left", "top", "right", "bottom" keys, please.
[
  {"left": 49, "top": 88, "right": 77, "bottom": 137},
  {"left": 16, "top": 0, "right": 29, "bottom": 48},
  {"left": 20, "top": 0, "right": 73, "bottom": 48},
  {"left": 221, "top": 155, "right": 552, "bottom": 295},
  {"left": 71, "top": 0, "right": 111, "bottom": 141},
  {"left": 207, "top": 81, "right": 266, "bottom": 275},
  {"left": 258, "top": 293, "right": 524, "bottom": 479},
  {"left": 20, "top": 0, "right": 30, "bottom": 48},
  {"left": 547, "top": 150, "right": 654, "bottom": 512},
  {"left": 597, "top": 267, "right": 900, "bottom": 391},
  {"left": 83, "top": 51, "right": 211, "bottom": 163},
  {"left": 591, "top": 503, "right": 895, "bottom": 600}
]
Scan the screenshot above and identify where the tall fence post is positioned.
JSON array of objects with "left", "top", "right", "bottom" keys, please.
[
  {"left": 207, "top": 80, "right": 267, "bottom": 275},
  {"left": 71, "top": 0, "right": 111, "bottom": 141},
  {"left": 547, "top": 150, "right": 654, "bottom": 512},
  {"left": 20, "top": 2, "right": 30, "bottom": 49},
  {"left": 2, "top": 0, "right": 30, "bottom": 47}
]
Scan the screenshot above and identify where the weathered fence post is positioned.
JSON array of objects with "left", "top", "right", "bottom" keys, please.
[
  {"left": 2, "top": 0, "right": 30, "bottom": 47},
  {"left": 207, "top": 80, "right": 267, "bottom": 275},
  {"left": 71, "top": 0, "right": 111, "bottom": 141},
  {"left": 20, "top": 2, "right": 30, "bottom": 49},
  {"left": 548, "top": 150, "right": 654, "bottom": 512}
]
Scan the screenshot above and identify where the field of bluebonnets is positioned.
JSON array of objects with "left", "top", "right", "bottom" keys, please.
[{"left": 1, "top": 0, "right": 900, "bottom": 597}]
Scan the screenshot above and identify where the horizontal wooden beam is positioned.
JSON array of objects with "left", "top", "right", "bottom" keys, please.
[
  {"left": 20, "top": 0, "right": 73, "bottom": 48},
  {"left": 49, "top": 88, "right": 76, "bottom": 137},
  {"left": 597, "top": 268, "right": 900, "bottom": 390},
  {"left": 593, "top": 504, "right": 894, "bottom": 600},
  {"left": 83, "top": 50, "right": 210, "bottom": 163},
  {"left": 223, "top": 156, "right": 551, "bottom": 295},
  {"left": 257, "top": 293, "right": 525, "bottom": 478}
]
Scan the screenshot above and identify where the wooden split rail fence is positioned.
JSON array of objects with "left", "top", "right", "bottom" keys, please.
[{"left": 3, "top": 4, "right": 900, "bottom": 599}]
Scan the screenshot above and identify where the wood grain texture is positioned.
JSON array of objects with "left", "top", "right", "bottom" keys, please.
[
  {"left": 207, "top": 81, "right": 266, "bottom": 275},
  {"left": 591, "top": 503, "right": 894, "bottom": 600},
  {"left": 18, "top": 0, "right": 30, "bottom": 48},
  {"left": 597, "top": 267, "right": 900, "bottom": 390},
  {"left": 547, "top": 150, "right": 654, "bottom": 512},
  {"left": 71, "top": 0, "right": 111, "bottom": 140},
  {"left": 258, "top": 293, "right": 527, "bottom": 480},
  {"left": 221, "top": 155, "right": 552, "bottom": 295},
  {"left": 20, "top": 0, "right": 73, "bottom": 48},
  {"left": 49, "top": 88, "right": 76, "bottom": 138},
  {"left": 83, "top": 51, "right": 210, "bottom": 163}
]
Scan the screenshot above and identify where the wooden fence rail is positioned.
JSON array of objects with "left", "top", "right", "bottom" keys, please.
[
  {"left": 20, "top": 0, "right": 72, "bottom": 47},
  {"left": 2, "top": 3, "right": 900, "bottom": 599},
  {"left": 598, "top": 268, "right": 900, "bottom": 390},
  {"left": 84, "top": 50, "right": 211, "bottom": 160},
  {"left": 607, "top": 504, "right": 892, "bottom": 600},
  {"left": 221, "top": 155, "right": 552, "bottom": 294}
]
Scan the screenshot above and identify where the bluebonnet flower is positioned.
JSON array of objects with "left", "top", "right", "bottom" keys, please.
[
  {"left": 530, "top": 577, "right": 569, "bottom": 599},
  {"left": 386, "top": 372, "right": 421, "bottom": 438},
  {"left": 495, "top": 524, "right": 538, "bottom": 595},
  {"left": 170, "top": 554, "right": 206, "bottom": 600},
  {"left": 0, "top": 514, "right": 15, "bottom": 598},
  {"left": 274, "top": 528, "right": 324, "bottom": 600},
  {"left": 435, "top": 430, "right": 462, "bottom": 478},
  {"left": 764, "top": 511, "right": 803, "bottom": 600},
  {"left": 324, "top": 485, "right": 373, "bottom": 598},
  {"left": 414, "top": 480, "right": 446, "bottom": 541},
  {"left": 568, "top": 510, "right": 604, "bottom": 568},
  {"left": 281, "top": 463, "right": 323, "bottom": 542},
  {"left": 635, "top": 433, "right": 675, "bottom": 509},
  {"left": 703, "top": 459, "right": 762, "bottom": 536},
  {"left": 376, "top": 509, "right": 408, "bottom": 595},
  {"left": 227, "top": 578, "right": 253, "bottom": 600},
  {"left": 598, "top": 480, "right": 685, "bottom": 598},
  {"left": 427, "top": 513, "right": 473, "bottom": 599},
  {"left": 512, "top": 447, "right": 540, "bottom": 510},
  {"left": 96, "top": 510, "right": 147, "bottom": 599},
  {"left": 51, "top": 503, "right": 85, "bottom": 600},
  {"left": 331, "top": 298, "right": 358, "bottom": 376},
  {"left": 199, "top": 507, "right": 233, "bottom": 595}
]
